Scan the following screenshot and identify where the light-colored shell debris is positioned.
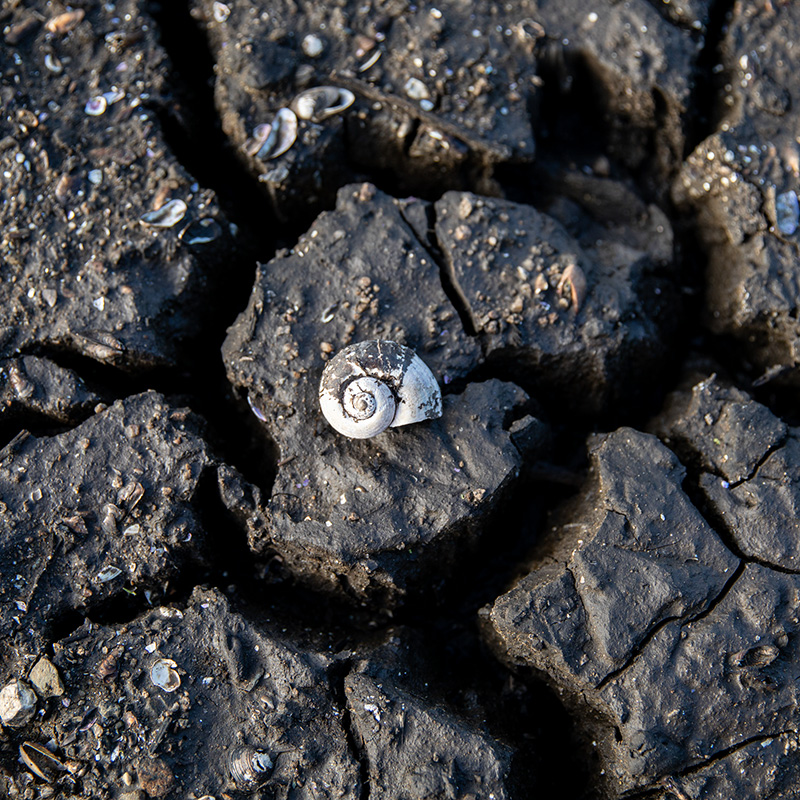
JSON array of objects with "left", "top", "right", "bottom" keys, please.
[
  {"left": 149, "top": 658, "right": 181, "bottom": 692},
  {"left": 45, "top": 9, "right": 85, "bottom": 34},
  {"left": 404, "top": 77, "right": 430, "bottom": 100},
  {"left": 180, "top": 218, "right": 222, "bottom": 245},
  {"left": 292, "top": 87, "right": 355, "bottom": 122},
  {"left": 245, "top": 109, "right": 298, "bottom": 160},
  {"left": 228, "top": 746, "right": 273, "bottom": 788},
  {"left": 212, "top": 1, "right": 231, "bottom": 22},
  {"left": 319, "top": 340, "right": 442, "bottom": 439},
  {"left": 140, "top": 199, "right": 188, "bottom": 228},
  {"left": 84, "top": 96, "right": 107, "bottom": 117},
  {"left": 19, "top": 742, "right": 67, "bottom": 782},
  {"left": 96, "top": 565, "right": 123, "bottom": 582},
  {"left": 556, "top": 263, "right": 587, "bottom": 313}
]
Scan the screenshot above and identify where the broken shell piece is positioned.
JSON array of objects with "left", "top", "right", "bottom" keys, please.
[
  {"left": 244, "top": 123, "right": 272, "bottom": 157},
  {"left": 246, "top": 109, "right": 298, "bottom": 160},
  {"left": 102, "top": 88, "right": 125, "bottom": 105},
  {"left": 20, "top": 742, "right": 67, "bottom": 782},
  {"left": 292, "top": 87, "right": 355, "bottom": 122},
  {"left": 140, "top": 198, "right": 188, "bottom": 228},
  {"left": 180, "top": 217, "right": 222, "bottom": 245},
  {"left": 73, "top": 330, "right": 125, "bottom": 360},
  {"left": 149, "top": 659, "right": 181, "bottom": 693},
  {"left": 84, "top": 96, "right": 107, "bottom": 116},
  {"left": 212, "top": 1, "right": 231, "bottom": 22},
  {"left": 556, "top": 263, "right": 587, "bottom": 313},
  {"left": 44, "top": 53, "right": 63, "bottom": 74},
  {"left": 776, "top": 190, "right": 799, "bottom": 235},
  {"left": 45, "top": 9, "right": 85, "bottom": 35},
  {"left": 96, "top": 565, "right": 122, "bottom": 583},
  {"left": 228, "top": 746, "right": 273, "bottom": 788},
  {"left": 319, "top": 340, "right": 442, "bottom": 439}
]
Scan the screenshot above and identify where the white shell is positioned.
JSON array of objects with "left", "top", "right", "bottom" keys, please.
[
  {"left": 244, "top": 109, "right": 298, "bottom": 160},
  {"left": 292, "top": 86, "right": 355, "bottom": 122},
  {"left": 149, "top": 658, "right": 181, "bottom": 692},
  {"left": 140, "top": 198, "right": 188, "bottom": 228},
  {"left": 319, "top": 340, "right": 442, "bottom": 438}
]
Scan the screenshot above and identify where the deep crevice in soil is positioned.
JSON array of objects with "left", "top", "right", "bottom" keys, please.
[
  {"left": 398, "top": 198, "right": 480, "bottom": 341},
  {"left": 329, "top": 660, "right": 372, "bottom": 800},
  {"left": 145, "top": 0, "right": 283, "bottom": 262},
  {"left": 682, "top": 0, "right": 737, "bottom": 156}
]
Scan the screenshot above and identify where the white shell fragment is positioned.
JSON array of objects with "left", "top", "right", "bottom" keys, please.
[
  {"left": 245, "top": 108, "right": 298, "bottom": 160},
  {"left": 776, "top": 190, "right": 799, "bottom": 235},
  {"left": 84, "top": 95, "right": 107, "bottom": 116},
  {"left": 292, "top": 86, "right": 355, "bottom": 123},
  {"left": 140, "top": 198, "right": 188, "bottom": 228},
  {"left": 150, "top": 658, "right": 181, "bottom": 692},
  {"left": 212, "top": 1, "right": 231, "bottom": 22},
  {"left": 319, "top": 340, "right": 442, "bottom": 438},
  {"left": 96, "top": 565, "right": 122, "bottom": 583},
  {"left": 180, "top": 217, "right": 222, "bottom": 245}
]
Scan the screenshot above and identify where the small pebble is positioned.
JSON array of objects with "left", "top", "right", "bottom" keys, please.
[
  {"left": 0, "top": 679, "right": 37, "bottom": 726},
  {"left": 404, "top": 77, "right": 430, "bottom": 100},
  {"left": 29, "top": 657, "right": 64, "bottom": 698},
  {"left": 302, "top": 33, "right": 324, "bottom": 57},
  {"left": 776, "top": 190, "right": 799, "bottom": 235}
]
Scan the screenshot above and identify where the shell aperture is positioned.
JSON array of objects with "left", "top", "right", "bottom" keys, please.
[{"left": 319, "top": 340, "right": 442, "bottom": 438}]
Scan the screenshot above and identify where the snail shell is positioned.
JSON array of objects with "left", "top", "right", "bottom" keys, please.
[
  {"left": 228, "top": 746, "right": 273, "bottom": 788},
  {"left": 319, "top": 340, "right": 442, "bottom": 438}
]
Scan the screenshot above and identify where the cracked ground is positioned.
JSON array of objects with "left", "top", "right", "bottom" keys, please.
[{"left": 1, "top": 1, "right": 799, "bottom": 798}]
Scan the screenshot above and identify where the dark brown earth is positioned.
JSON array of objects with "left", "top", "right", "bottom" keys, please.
[{"left": 0, "top": 1, "right": 798, "bottom": 799}]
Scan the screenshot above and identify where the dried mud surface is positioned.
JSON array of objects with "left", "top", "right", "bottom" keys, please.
[{"left": 1, "top": 1, "right": 798, "bottom": 799}]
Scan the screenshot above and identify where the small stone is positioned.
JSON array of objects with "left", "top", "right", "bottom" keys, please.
[
  {"left": 135, "top": 756, "right": 174, "bottom": 798},
  {"left": 776, "top": 190, "right": 799, "bottom": 235},
  {"left": 302, "top": 33, "right": 324, "bottom": 58},
  {"left": 0, "top": 679, "right": 37, "bottom": 726},
  {"left": 118, "top": 791, "right": 146, "bottom": 800},
  {"left": 404, "top": 77, "right": 430, "bottom": 100},
  {"left": 29, "top": 657, "right": 64, "bottom": 698}
]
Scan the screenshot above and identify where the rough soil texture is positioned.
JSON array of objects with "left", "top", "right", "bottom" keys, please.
[
  {"left": 675, "top": 1, "right": 800, "bottom": 388},
  {"left": 192, "top": 0, "right": 703, "bottom": 211},
  {"left": 434, "top": 188, "right": 676, "bottom": 416},
  {"left": 222, "top": 184, "right": 544, "bottom": 605},
  {"left": 0, "top": 0, "right": 233, "bottom": 371},
  {"left": 0, "top": 392, "right": 218, "bottom": 680},
  {"left": 1, "top": 0, "right": 799, "bottom": 799}
]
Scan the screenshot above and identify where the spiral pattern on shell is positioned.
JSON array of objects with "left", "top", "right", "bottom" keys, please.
[
  {"left": 228, "top": 746, "right": 272, "bottom": 788},
  {"left": 319, "top": 340, "right": 442, "bottom": 439}
]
